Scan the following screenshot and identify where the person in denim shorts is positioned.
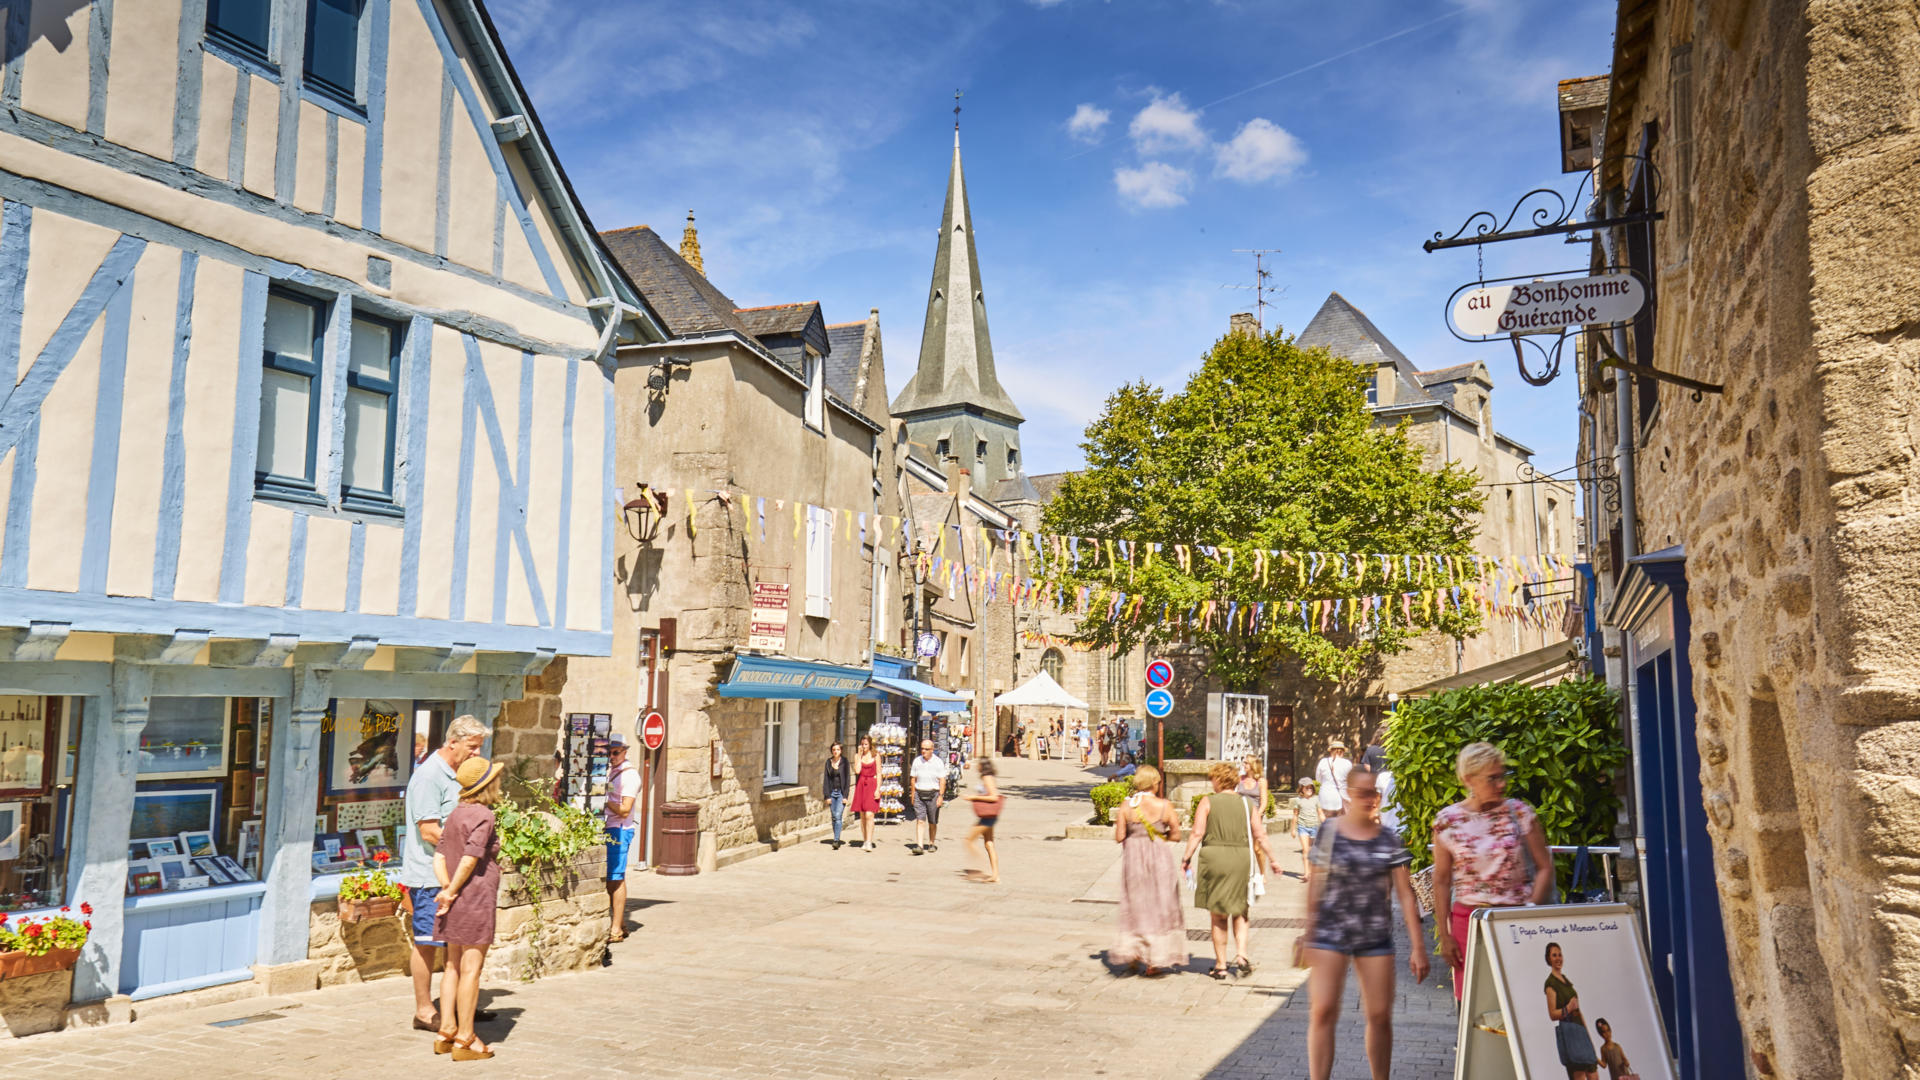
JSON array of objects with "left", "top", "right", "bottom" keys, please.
[
  {"left": 398, "top": 715, "right": 490, "bottom": 1033},
  {"left": 1290, "top": 779, "right": 1324, "bottom": 883},
  {"left": 1296, "top": 766, "right": 1428, "bottom": 1080}
]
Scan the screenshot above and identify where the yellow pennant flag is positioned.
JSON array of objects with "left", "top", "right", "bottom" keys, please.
[{"left": 793, "top": 502, "right": 803, "bottom": 540}]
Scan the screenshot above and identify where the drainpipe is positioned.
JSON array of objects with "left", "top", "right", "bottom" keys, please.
[{"left": 1605, "top": 188, "right": 1649, "bottom": 914}]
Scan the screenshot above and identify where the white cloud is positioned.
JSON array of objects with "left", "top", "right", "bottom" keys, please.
[
  {"left": 1066, "top": 103, "right": 1111, "bottom": 143},
  {"left": 1128, "top": 91, "right": 1208, "bottom": 154},
  {"left": 1114, "top": 161, "right": 1193, "bottom": 209},
  {"left": 1213, "top": 117, "right": 1307, "bottom": 183}
]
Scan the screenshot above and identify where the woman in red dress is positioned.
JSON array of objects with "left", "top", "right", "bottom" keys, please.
[{"left": 849, "top": 734, "right": 882, "bottom": 852}]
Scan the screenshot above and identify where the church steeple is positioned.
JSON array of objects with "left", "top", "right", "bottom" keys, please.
[
  {"left": 679, "top": 210, "right": 704, "bottom": 276},
  {"left": 892, "top": 127, "right": 1024, "bottom": 426}
]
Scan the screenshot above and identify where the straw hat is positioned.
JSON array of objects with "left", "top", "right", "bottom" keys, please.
[
  {"left": 456, "top": 756, "right": 505, "bottom": 798},
  {"left": 1328, "top": 738, "right": 1348, "bottom": 752}
]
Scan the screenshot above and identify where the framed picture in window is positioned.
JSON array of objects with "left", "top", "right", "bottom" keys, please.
[
  {"left": 154, "top": 855, "right": 193, "bottom": 890},
  {"left": 322, "top": 699, "right": 412, "bottom": 796},
  {"left": 137, "top": 698, "right": 230, "bottom": 780},
  {"left": 177, "top": 829, "right": 217, "bottom": 859},
  {"left": 255, "top": 699, "right": 272, "bottom": 769},
  {"left": 194, "top": 856, "right": 233, "bottom": 885},
  {"left": 130, "top": 782, "right": 220, "bottom": 845},
  {"left": 127, "top": 859, "right": 161, "bottom": 895}
]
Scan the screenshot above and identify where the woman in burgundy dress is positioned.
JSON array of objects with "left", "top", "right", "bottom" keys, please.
[
  {"left": 433, "top": 756, "right": 505, "bottom": 1061},
  {"left": 850, "top": 734, "right": 882, "bottom": 852}
]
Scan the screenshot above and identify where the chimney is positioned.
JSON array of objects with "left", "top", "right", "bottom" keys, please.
[
  {"left": 680, "top": 210, "right": 704, "bottom": 275},
  {"left": 1229, "top": 312, "right": 1259, "bottom": 338}
]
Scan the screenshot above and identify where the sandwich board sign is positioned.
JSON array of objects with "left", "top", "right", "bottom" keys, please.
[{"left": 1455, "top": 903, "right": 1675, "bottom": 1080}]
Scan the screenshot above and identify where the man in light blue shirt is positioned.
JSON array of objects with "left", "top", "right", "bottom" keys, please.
[{"left": 401, "top": 715, "right": 488, "bottom": 1033}]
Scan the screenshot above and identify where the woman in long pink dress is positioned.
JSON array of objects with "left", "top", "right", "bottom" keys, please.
[
  {"left": 1109, "top": 765, "right": 1187, "bottom": 975},
  {"left": 849, "top": 734, "right": 881, "bottom": 852}
]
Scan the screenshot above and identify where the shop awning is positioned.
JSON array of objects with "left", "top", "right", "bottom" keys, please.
[
  {"left": 869, "top": 675, "right": 970, "bottom": 710},
  {"left": 717, "top": 654, "right": 871, "bottom": 700},
  {"left": 1401, "top": 638, "right": 1583, "bottom": 696}
]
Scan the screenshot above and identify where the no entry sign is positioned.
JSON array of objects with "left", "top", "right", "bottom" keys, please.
[
  {"left": 1146, "top": 660, "right": 1173, "bottom": 689},
  {"left": 641, "top": 711, "right": 666, "bottom": 751}
]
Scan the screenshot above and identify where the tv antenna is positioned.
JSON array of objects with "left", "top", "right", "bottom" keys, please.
[{"left": 1223, "top": 248, "right": 1282, "bottom": 332}]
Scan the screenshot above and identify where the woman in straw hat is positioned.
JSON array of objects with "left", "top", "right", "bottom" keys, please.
[{"left": 432, "top": 756, "right": 506, "bottom": 1061}]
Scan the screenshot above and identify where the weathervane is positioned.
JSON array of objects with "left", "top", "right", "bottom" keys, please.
[{"left": 953, "top": 89, "right": 963, "bottom": 130}]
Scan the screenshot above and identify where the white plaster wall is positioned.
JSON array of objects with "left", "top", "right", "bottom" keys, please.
[{"left": 104, "top": 0, "right": 183, "bottom": 160}]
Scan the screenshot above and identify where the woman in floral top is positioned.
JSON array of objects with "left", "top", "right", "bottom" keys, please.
[{"left": 1431, "top": 741, "right": 1555, "bottom": 1000}]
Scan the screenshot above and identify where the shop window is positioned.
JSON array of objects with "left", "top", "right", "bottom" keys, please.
[
  {"left": 0, "top": 696, "right": 82, "bottom": 911},
  {"left": 763, "top": 701, "right": 799, "bottom": 785},
  {"left": 312, "top": 699, "right": 452, "bottom": 878},
  {"left": 126, "top": 697, "right": 264, "bottom": 896},
  {"left": 304, "top": 0, "right": 365, "bottom": 105},
  {"left": 1107, "top": 650, "right": 1129, "bottom": 702},
  {"left": 258, "top": 291, "right": 326, "bottom": 496},
  {"left": 206, "top": 0, "right": 273, "bottom": 65},
  {"left": 342, "top": 314, "right": 401, "bottom": 504},
  {"left": 805, "top": 505, "right": 833, "bottom": 618}
]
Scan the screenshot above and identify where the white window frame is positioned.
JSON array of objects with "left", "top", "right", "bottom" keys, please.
[
  {"left": 938, "top": 631, "right": 950, "bottom": 674},
  {"left": 803, "top": 348, "right": 825, "bottom": 431},
  {"left": 805, "top": 505, "right": 833, "bottom": 619},
  {"left": 871, "top": 547, "right": 891, "bottom": 650},
  {"left": 763, "top": 700, "right": 800, "bottom": 785}
]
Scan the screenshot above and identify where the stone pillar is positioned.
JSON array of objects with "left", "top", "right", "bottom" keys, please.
[
  {"left": 459, "top": 675, "right": 513, "bottom": 758},
  {"left": 65, "top": 664, "right": 147, "bottom": 1002},
  {"left": 257, "top": 671, "right": 325, "bottom": 965}
]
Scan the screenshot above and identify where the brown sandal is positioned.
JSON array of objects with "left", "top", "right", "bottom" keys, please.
[
  {"left": 451, "top": 1034, "right": 494, "bottom": 1061},
  {"left": 433, "top": 1029, "right": 458, "bottom": 1055}
]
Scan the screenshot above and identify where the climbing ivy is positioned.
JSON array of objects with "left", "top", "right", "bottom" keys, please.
[{"left": 495, "top": 780, "right": 607, "bottom": 980}]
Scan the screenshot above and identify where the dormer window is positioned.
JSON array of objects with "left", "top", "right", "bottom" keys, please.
[
  {"left": 976, "top": 439, "right": 988, "bottom": 462},
  {"left": 802, "top": 348, "right": 824, "bottom": 431},
  {"left": 1007, "top": 447, "right": 1019, "bottom": 471},
  {"left": 1365, "top": 372, "right": 1379, "bottom": 406},
  {"left": 936, "top": 438, "right": 951, "bottom": 459}
]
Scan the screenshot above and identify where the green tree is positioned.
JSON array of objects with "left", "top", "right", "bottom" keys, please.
[{"left": 1040, "top": 327, "right": 1483, "bottom": 687}]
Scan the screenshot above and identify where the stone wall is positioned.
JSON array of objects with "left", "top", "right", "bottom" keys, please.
[
  {"left": 309, "top": 900, "right": 414, "bottom": 987},
  {"left": 484, "top": 855, "right": 610, "bottom": 983},
  {"left": 1590, "top": 1, "right": 1920, "bottom": 1075}
]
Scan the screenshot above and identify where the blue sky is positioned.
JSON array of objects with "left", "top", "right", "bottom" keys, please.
[{"left": 492, "top": 0, "right": 1617, "bottom": 479}]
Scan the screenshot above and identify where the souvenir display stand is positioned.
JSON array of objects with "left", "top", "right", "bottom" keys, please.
[
  {"left": 559, "top": 713, "right": 613, "bottom": 814},
  {"left": 871, "top": 720, "right": 905, "bottom": 822}
]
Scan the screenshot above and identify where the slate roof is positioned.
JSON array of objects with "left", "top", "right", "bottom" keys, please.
[
  {"left": 736, "top": 303, "right": 818, "bottom": 339},
  {"left": 825, "top": 321, "right": 869, "bottom": 406},
  {"left": 1296, "top": 292, "right": 1429, "bottom": 403},
  {"left": 598, "top": 226, "right": 755, "bottom": 340},
  {"left": 1026, "top": 471, "right": 1073, "bottom": 506},
  {"left": 1416, "top": 362, "right": 1483, "bottom": 386},
  {"left": 988, "top": 473, "right": 1041, "bottom": 504}
]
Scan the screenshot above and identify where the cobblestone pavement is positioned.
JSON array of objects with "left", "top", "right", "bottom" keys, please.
[{"left": 1, "top": 758, "right": 1458, "bottom": 1079}]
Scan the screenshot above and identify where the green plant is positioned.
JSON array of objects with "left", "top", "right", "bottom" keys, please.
[
  {"left": 0, "top": 903, "right": 91, "bottom": 955},
  {"left": 494, "top": 779, "right": 609, "bottom": 981},
  {"left": 1385, "top": 678, "right": 1628, "bottom": 873},
  {"left": 1190, "top": 793, "right": 1205, "bottom": 823},
  {"left": 1089, "top": 780, "right": 1132, "bottom": 825},
  {"left": 338, "top": 851, "right": 402, "bottom": 903}
]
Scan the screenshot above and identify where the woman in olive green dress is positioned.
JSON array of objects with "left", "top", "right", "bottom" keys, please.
[{"left": 1182, "top": 762, "right": 1282, "bottom": 979}]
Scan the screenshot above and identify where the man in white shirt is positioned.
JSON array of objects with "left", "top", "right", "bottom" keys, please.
[
  {"left": 1314, "top": 738, "right": 1353, "bottom": 818},
  {"left": 909, "top": 739, "right": 946, "bottom": 854},
  {"left": 603, "top": 733, "right": 641, "bottom": 944}
]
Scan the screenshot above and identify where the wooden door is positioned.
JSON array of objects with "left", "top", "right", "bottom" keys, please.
[{"left": 1266, "top": 703, "right": 1294, "bottom": 792}]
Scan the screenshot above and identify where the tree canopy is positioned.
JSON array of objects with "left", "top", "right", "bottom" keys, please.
[{"left": 1040, "top": 327, "right": 1483, "bottom": 687}]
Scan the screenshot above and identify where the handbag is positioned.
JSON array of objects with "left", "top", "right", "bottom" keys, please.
[
  {"left": 1245, "top": 798, "right": 1266, "bottom": 901},
  {"left": 1555, "top": 1019, "right": 1599, "bottom": 1067}
]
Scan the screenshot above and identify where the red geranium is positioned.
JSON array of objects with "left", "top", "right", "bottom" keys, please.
[{"left": 79, "top": 902, "right": 92, "bottom": 916}]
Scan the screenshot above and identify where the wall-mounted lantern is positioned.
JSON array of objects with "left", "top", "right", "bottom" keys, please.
[{"left": 623, "top": 484, "right": 669, "bottom": 543}]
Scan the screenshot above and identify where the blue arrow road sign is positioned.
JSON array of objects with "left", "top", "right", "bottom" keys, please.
[{"left": 1146, "top": 688, "right": 1174, "bottom": 718}]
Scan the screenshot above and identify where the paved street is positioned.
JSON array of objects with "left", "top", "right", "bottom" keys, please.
[{"left": 1, "top": 758, "right": 1457, "bottom": 1079}]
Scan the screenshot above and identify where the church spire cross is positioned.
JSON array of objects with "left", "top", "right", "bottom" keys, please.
[{"left": 953, "top": 89, "right": 963, "bottom": 131}]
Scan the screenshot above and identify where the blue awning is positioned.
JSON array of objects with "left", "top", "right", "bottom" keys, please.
[
  {"left": 717, "top": 654, "right": 871, "bottom": 700},
  {"left": 869, "top": 674, "right": 970, "bottom": 710}
]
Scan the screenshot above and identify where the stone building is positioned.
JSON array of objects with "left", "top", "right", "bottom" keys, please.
[
  {"left": 0, "top": 0, "right": 653, "bottom": 1015},
  {"left": 1558, "top": 1, "right": 1920, "bottom": 1076},
  {"left": 549, "top": 223, "right": 906, "bottom": 866}
]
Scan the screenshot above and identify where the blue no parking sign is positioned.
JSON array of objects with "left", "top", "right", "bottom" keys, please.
[{"left": 1145, "top": 688, "right": 1174, "bottom": 718}]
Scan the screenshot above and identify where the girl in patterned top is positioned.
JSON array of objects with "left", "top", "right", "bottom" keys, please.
[
  {"left": 1431, "top": 741, "right": 1555, "bottom": 1000},
  {"left": 1296, "top": 765, "right": 1428, "bottom": 1080}
]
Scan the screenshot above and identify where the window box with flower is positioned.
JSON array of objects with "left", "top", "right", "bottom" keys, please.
[
  {"left": 0, "top": 904, "right": 91, "bottom": 980},
  {"left": 336, "top": 851, "right": 403, "bottom": 923}
]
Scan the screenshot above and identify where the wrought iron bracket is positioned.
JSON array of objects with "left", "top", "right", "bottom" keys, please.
[
  {"left": 1423, "top": 153, "right": 1664, "bottom": 252},
  {"left": 1596, "top": 336, "right": 1723, "bottom": 401}
]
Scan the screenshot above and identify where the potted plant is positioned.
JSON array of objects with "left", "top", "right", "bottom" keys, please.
[
  {"left": 0, "top": 904, "right": 90, "bottom": 980},
  {"left": 337, "top": 851, "right": 403, "bottom": 923}
]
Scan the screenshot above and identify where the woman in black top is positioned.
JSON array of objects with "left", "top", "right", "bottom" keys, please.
[{"left": 822, "top": 743, "right": 853, "bottom": 849}]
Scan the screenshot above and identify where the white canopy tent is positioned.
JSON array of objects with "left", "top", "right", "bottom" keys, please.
[{"left": 994, "top": 670, "right": 1089, "bottom": 710}]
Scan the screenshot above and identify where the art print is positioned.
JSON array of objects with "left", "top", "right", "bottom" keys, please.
[{"left": 323, "top": 698, "right": 413, "bottom": 795}]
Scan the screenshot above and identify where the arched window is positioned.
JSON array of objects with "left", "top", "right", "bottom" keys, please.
[{"left": 1040, "top": 649, "right": 1065, "bottom": 685}]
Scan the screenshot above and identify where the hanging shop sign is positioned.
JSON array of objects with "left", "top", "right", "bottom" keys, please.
[
  {"left": 747, "top": 582, "right": 790, "bottom": 652},
  {"left": 1449, "top": 272, "right": 1646, "bottom": 340},
  {"left": 717, "top": 655, "right": 871, "bottom": 700},
  {"left": 916, "top": 632, "right": 941, "bottom": 659}
]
